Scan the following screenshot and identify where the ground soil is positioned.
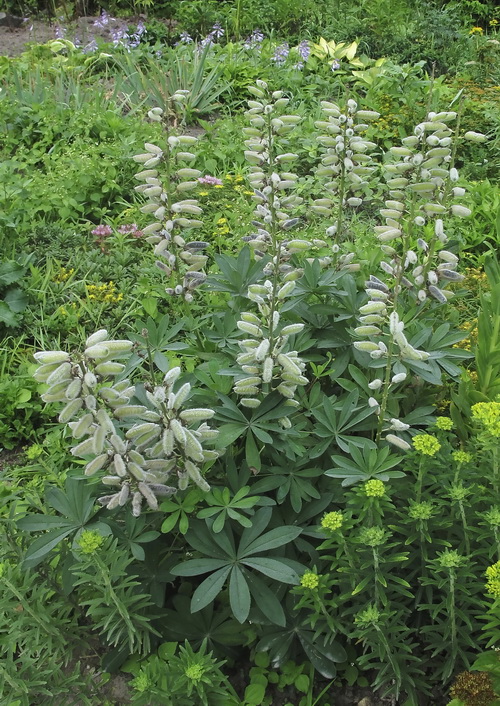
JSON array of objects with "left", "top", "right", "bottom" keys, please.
[{"left": 0, "top": 14, "right": 148, "bottom": 57}]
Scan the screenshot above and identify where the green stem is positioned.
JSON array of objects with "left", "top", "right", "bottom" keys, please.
[
  {"left": 416, "top": 457, "right": 425, "bottom": 503},
  {"left": 449, "top": 569, "right": 457, "bottom": 664}
]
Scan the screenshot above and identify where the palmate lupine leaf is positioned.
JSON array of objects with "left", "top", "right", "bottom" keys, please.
[{"left": 171, "top": 509, "right": 303, "bottom": 623}]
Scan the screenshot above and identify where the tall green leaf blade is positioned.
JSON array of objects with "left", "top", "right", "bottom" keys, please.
[
  {"left": 229, "top": 566, "right": 251, "bottom": 623},
  {"left": 191, "top": 566, "right": 231, "bottom": 613}
]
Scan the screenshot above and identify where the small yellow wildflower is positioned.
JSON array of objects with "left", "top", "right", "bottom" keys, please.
[
  {"left": 321, "top": 511, "right": 343, "bottom": 531},
  {"left": 217, "top": 217, "right": 227, "bottom": 225},
  {"left": 471, "top": 402, "right": 500, "bottom": 436},
  {"left": 244, "top": 190, "right": 255, "bottom": 195},
  {"left": 412, "top": 434, "right": 441, "bottom": 456},
  {"left": 435, "top": 417, "right": 453, "bottom": 431},
  {"left": 199, "top": 191, "right": 209, "bottom": 196},
  {"left": 300, "top": 572, "right": 320, "bottom": 590},
  {"left": 490, "top": 19, "right": 499, "bottom": 26},
  {"left": 486, "top": 561, "right": 500, "bottom": 598},
  {"left": 214, "top": 184, "right": 224, "bottom": 189},
  {"left": 235, "top": 175, "right": 244, "bottom": 183},
  {"left": 452, "top": 450, "right": 472, "bottom": 464},
  {"left": 78, "top": 530, "right": 105, "bottom": 554},
  {"left": 364, "top": 479, "right": 385, "bottom": 497},
  {"left": 469, "top": 26, "right": 484, "bottom": 34},
  {"left": 185, "top": 664, "right": 205, "bottom": 682}
]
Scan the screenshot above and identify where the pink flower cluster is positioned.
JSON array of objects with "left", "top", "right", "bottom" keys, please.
[
  {"left": 91, "top": 224, "right": 113, "bottom": 237},
  {"left": 118, "top": 224, "right": 144, "bottom": 238},
  {"left": 198, "top": 175, "right": 223, "bottom": 186}
]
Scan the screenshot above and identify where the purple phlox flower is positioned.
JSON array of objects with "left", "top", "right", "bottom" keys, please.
[
  {"left": 54, "top": 24, "right": 67, "bottom": 39},
  {"left": 156, "top": 50, "right": 163, "bottom": 58},
  {"left": 244, "top": 29, "right": 264, "bottom": 50},
  {"left": 331, "top": 59, "right": 341, "bottom": 71},
  {"left": 198, "top": 175, "right": 223, "bottom": 186},
  {"left": 92, "top": 225, "right": 113, "bottom": 237},
  {"left": 293, "top": 62, "right": 304, "bottom": 70},
  {"left": 297, "top": 40, "right": 310, "bottom": 62},
  {"left": 271, "top": 42, "right": 289, "bottom": 66}
]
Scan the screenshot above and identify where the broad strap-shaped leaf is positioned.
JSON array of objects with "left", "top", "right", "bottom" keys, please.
[
  {"left": 239, "top": 525, "right": 302, "bottom": 556},
  {"left": 242, "top": 557, "right": 300, "bottom": 584},
  {"left": 170, "top": 558, "right": 229, "bottom": 577},
  {"left": 229, "top": 566, "right": 251, "bottom": 623},
  {"left": 22, "top": 527, "right": 76, "bottom": 569},
  {"left": 245, "top": 570, "right": 286, "bottom": 627},
  {"left": 191, "top": 566, "right": 232, "bottom": 613}
]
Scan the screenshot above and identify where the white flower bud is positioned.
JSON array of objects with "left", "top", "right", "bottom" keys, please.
[{"left": 385, "top": 434, "right": 411, "bottom": 450}]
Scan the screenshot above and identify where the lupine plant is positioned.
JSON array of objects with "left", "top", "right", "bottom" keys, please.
[{"left": 23, "top": 80, "right": 495, "bottom": 705}]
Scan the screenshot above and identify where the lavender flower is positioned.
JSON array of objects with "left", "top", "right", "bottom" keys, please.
[
  {"left": 83, "top": 38, "right": 98, "bottom": 54},
  {"left": 198, "top": 175, "right": 223, "bottom": 186},
  {"left": 54, "top": 24, "right": 67, "bottom": 39},
  {"left": 111, "top": 25, "right": 127, "bottom": 47},
  {"left": 94, "top": 10, "right": 110, "bottom": 29},
  {"left": 244, "top": 29, "right": 264, "bottom": 50},
  {"left": 297, "top": 40, "right": 310, "bottom": 62},
  {"left": 331, "top": 59, "right": 341, "bottom": 71},
  {"left": 211, "top": 22, "right": 224, "bottom": 40},
  {"left": 271, "top": 42, "right": 289, "bottom": 66},
  {"left": 178, "top": 31, "right": 193, "bottom": 44},
  {"left": 92, "top": 225, "right": 113, "bottom": 237}
]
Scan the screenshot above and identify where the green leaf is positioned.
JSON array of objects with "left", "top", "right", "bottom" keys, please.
[
  {"left": 245, "top": 570, "right": 286, "bottom": 626},
  {"left": 22, "top": 527, "right": 76, "bottom": 569},
  {"left": 241, "top": 526, "right": 302, "bottom": 556},
  {"left": 4, "top": 287, "right": 28, "bottom": 313},
  {"left": 242, "top": 557, "right": 299, "bottom": 584},
  {"left": 244, "top": 683, "right": 267, "bottom": 705},
  {"left": 171, "top": 558, "right": 229, "bottom": 577},
  {"left": 229, "top": 565, "right": 251, "bottom": 623},
  {"left": 245, "top": 430, "right": 261, "bottom": 471},
  {"left": 191, "top": 566, "right": 231, "bottom": 612}
]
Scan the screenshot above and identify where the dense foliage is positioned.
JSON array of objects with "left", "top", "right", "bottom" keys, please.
[{"left": 0, "top": 2, "right": 500, "bottom": 705}]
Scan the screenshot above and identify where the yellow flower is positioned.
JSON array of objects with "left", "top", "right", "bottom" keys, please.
[
  {"left": 214, "top": 184, "right": 224, "bottom": 189},
  {"left": 412, "top": 434, "right": 441, "bottom": 456},
  {"left": 300, "top": 572, "right": 320, "bottom": 590},
  {"left": 78, "top": 530, "right": 104, "bottom": 554},
  {"left": 469, "top": 26, "right": 484, "bottom": 34},
  {"left": 364, "top": 479, "right": 385, "bottom": 497},
  {"left": 217, "top": 218, "right": 227, "bottom": 225},
  {"left": 321, "top": 511, "right": 343, "bottom": 531},
  {"left": 244, "top": 190, "right": 255, "bottom": 195},
  {"left": 435, "top": 417, "right": 453, "bottom": 431},
  {"left": 486, "top": 561, "right": 500, "bottom": 598},
  {"left": 471, "top": 401, "right": 500, "bottom": 437},
  {"left": 452, "top": 450, "right": 472, "bottom": 464},
  {"left": 199, "top": 191, "right": 209, "bottom": 196},
  {"left": 490, "top": 19, "right": 499, "bottom": 26}
]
